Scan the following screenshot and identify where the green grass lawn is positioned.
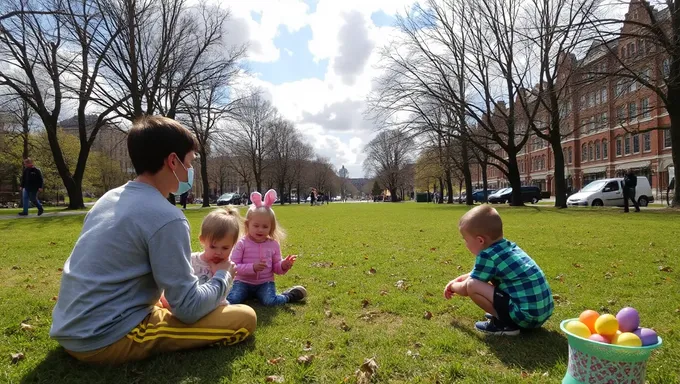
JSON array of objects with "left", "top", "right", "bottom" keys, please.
[{"left": 1, "top": 204, "right": 679, "bottom": 383}]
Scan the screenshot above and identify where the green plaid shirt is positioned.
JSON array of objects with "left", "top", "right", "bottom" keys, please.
[{"left": 470, "top": 239, "right": 554, "bottom": 328}]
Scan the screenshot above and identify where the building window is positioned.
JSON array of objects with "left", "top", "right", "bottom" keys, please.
[
  {"left": 641, "top": 98, "right": 651, "bottom": 118},
  {"left": 595, "top": 140, "right": 601, "bottom": 160},
  {"left": 616, "top": 80, "right": 626, "bottom": 96},
  {"left": 628, "top": 102, "right": 637, "bottom": 120},
  {"left": 580, "top": 95, "right": 586, "bottom": 108},
  {"left": 640, "top": 67, "right": 651, "bottom": 82},
  {"left": 568, "top": 147, "right": 573, "bottom": 164},
  {"left": 643, "top": 132, "right": 651, "bottom": 152},
  {"left": 616, "top": 136, "right": 622, "bottom": 157},
  {"left": 663, "top": 58, "right": 671, "bottom": 78},
  {"left": 589, "top": 116, "right": 596, "bottom": 132},
  {"left": 603, "top": 139, "right": 608, "bottom": 159},
  {"left": 637, "top": 39, "right": 643, "bottom": 55},
  {"left": 581, "top": 143, "right": 587, "bottom": 162},
  {"left": 664, "top": 129, "right": 672, "bottom": 148},
  {"left": 617, "top": 105, "right": 626, "bottom": 123},
  {"left": 601, "top": 112, "right": 608, "bottom": 128},
  {"left": 633, "top": 134, "right": 640, "bottom": 153},
  {"left": 588, "top": 143, "right": 594, "bottom": 161},
  {"left": 624, "top": 133, "right": 631, "bottom": 155},
  {"left": 601, "top": 87, "right": 608, "bottom": 103}
]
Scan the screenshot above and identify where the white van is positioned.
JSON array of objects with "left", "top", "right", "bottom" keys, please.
[{"left": 567, "top": 177, "right": 653, "bottom": 207}]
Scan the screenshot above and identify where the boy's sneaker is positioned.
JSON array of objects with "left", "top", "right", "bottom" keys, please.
[
  {"left": 38, "top": 208, "right": 44, "bottom": 216},
  {"left": 17, "top": 212, "right": 28, "bottom": 216},
  {"left": 283, "top": 286, "right": 307, "bottom": 303},
  {"left": 475, "top": 317, "right": 520, "bottom": 336},
  {"left": 484, "top": 313, "right": 494, "bottom": 320}
]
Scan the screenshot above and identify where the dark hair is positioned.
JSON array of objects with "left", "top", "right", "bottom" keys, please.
[{"left": 127, "top": 116, "right": 199, "bottom": 175}]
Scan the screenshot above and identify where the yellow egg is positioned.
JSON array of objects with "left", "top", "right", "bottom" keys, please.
[
  {"left": 594, "top": 314, "right": 619, "bottom": 337},
  {"left": 565, "top": 320, "right": 591, "bottom": 339},
  {"left": 613, "top": 332, "right": 642, "bottom": 347},
  {"left": 610, "top": 330, "right": 622, "bottom": 344}
]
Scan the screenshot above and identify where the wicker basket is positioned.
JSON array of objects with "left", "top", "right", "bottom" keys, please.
[{"left": 560, "top": 319, "right": 662, "bottom": 384}]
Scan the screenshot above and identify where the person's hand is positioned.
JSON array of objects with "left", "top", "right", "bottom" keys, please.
[
  {"left": 253, "top": 260, "right": 267, "bottom": 272},
  {"left": 215, "top": 259, "right": 236, "bottom": 276},
  {"left": 444, "top": 280, "right": 456, "bottom": 299},
  {"left": 281, "top": 254, "right": 298, "bottom": 270}
]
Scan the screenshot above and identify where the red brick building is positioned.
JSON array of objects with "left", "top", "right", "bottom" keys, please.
[{"left": 472, "top": 1, "right": 674, "bottom": 198}]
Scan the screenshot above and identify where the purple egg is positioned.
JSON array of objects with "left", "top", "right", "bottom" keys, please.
[
  {"left": 633, "top": 328, "right": 658, "bottom": 346},
  {"left": 616, "top": 307, "right": 640, "bottom": 332}
]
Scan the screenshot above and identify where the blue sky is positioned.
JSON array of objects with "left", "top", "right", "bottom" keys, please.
[{"left": 228, "top": 0, "right": 412, "bottom": 178}]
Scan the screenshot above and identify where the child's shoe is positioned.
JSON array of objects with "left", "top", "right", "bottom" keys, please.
[
  {"left": 283, "top": 286, "right": 307, "bottom": 302},
  {"left": 475, "top": 317, "right": 520, "bottom": 336}
]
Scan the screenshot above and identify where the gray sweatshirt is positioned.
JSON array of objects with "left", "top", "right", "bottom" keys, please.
[{"left": 50, "top": 181, "right": 230, "bottom": 352}]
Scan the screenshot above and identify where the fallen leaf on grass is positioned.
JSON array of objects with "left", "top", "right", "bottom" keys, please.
[
  {"left": 297, "top": 355, "right": 314, "bottom": 365},
  {"left": 311, "top": 262, "right": 333, "bottom": 268},
  {"left": 361, "top": 299, "right": 370, "bottom": 308},
  {"left": 368, "top": 268, "right": 376, "bottom": 275},
  {"left": 414, "top": 342, "right": 423, "bottom": 348},
  {"left": 324, "top": 310, "right": 332, "bottom": 318},
  {"left": 50, "top": 296, "right": 58, "bottom": 301},
  {"left": 554, "top": 274, "right": 565, "bottom": 283},
  {"left": 659, "top": 266, "right": 673, "bottom": 272},
  {"left": 303, "top": 341, "right": 312, "bottom": 351},
  {"left": 10, "top": 353, "right": 24, "bottom": 364},
  {"left": 339, "top": 321, "right": 351, "bottom": 331},
  {"left": 328, "top": 281, "right": 337, "bottom": 287},
  {"left": 607, "top": 299, "right": 616, "bottom": 305},
  {"left": 604, "top": 272, "right": 613, "bottom": 279},
  {"left": 57, "top": 268, "right": 63, "bottom": 272},
  {"left": 265, "top": 375, "right": 284, "bottom": 383},
  {"left": 11, "top": 266, "right": 20, "bottom": 270},
  {"left": 267, "top": 357, "right": 285, "bottom": 365},
  {"left": 355, "top": 357, "right": 378, "bottom": 384},
  {"left": 521, "top": 371, "right": 529, "bottom": 379},
  {"left": 423, "top": 311, "right": 433, "bottom": 320},
  {"left": 395, "top": 280, "right": 407, "bottom": 290},
  {"left": 456, "top": 265, "right": 463, "bottom": 271},
  {"left": 429, "top": 247, "right": 437, "bottom": 252},
  {"left": 25, "top": 284, "right": 35, "bottom": 289},
  {"left": 20, "top": 323, "right": 34, "bottom": 331},
  {"left": 379, "top": 290, "right": 388, "bottom": 296},
  {"left": 48, "top": 242, "right": 57, "bottom": 246},
  {"left": 406, "top": 350, "right": 420, "bottom": 358},
  {"left": 572, "top": 263, "right": 583, "bottom": 268}
]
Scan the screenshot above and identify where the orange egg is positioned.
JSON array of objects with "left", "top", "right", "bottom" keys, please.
[{"left": 579, "top": 310, "right": 600, "bottom": 333}]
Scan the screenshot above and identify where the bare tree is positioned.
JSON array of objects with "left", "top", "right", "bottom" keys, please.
[
  {"left": 311, "top": 156, "right": 337, "bottom": 198},
  {"left": 0, "top": 0, "right": 124, "bottom": 209},
  {"left": 268, "top": 117, "right": 299, "bottom": 204},
  {"left": 363, "top": 129, "right": 416, "bottom": 202},
  {"left": 516, "top": 0, "right": 597, "bottom": 208},
  {"left": 228, "top": 92, "right": 275, "bottom": 192},
  {"left": 587, "top": 1, "right": 679, "bottom": 206},
  {"left": 290, "top": 139, "right": 314, "bottom": 203},
  {"left": 180, "top": 77, "right": 240, "bottom": 207}
]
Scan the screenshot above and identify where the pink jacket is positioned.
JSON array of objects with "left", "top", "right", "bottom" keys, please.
[{"left": 230, "top": 236, "right": 290, "bottom": 285}]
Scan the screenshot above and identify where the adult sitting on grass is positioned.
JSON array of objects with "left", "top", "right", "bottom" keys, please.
[{"left": 49, "top": 116, "right": 257, "bottom": 365}]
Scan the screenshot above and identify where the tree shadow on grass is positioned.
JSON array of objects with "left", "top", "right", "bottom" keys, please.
[
  {"left": 450, "top": 318, "right": 568, "bottom": 371},
  {"left": 21, "top": 337, "right": 256, "bottom": 384}
]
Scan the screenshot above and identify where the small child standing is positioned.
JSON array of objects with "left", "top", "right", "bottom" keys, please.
[
  {"left": 227, "top": 189, "right": 307, "bottom": 306},
  {"left": 444, "top": 205, "right": 554, "bottom": 335},
  {"left": 159, "top": 207, "right": 241, "bottom": 308}
]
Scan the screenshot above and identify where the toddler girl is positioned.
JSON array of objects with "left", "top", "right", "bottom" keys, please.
[
  {"left": 159, "top": 207, "right": 241, "bottom": 308},
  {"left": 227, "top": 189, "right": 307, "bottom": 306}
]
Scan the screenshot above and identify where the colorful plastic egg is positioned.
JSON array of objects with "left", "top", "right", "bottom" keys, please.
[
  {"left": 613, "top": 332, "right": 642, "bottom": 347},
  {"left": 633, "top": 328, "right": 658, "bottom": 346},
  {"left": 579, "top": 310, "right": 600, "bottom": 333},
  {"left": 594, "top": 314, "right": 618, "bottom": 337},
  {"left": 616, "top": 307, "right": 640, "bottom": 332},
  {"left": 565, "top": 320, "right": 591, "bottom": 338}
]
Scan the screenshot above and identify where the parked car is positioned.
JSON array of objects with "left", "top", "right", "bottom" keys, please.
[
  {"left": 567, "top": 177, "right": 653, "bottom": 207},
  {"left": 471, "top": 189, "right": 497, "bottom": 203},
  {"left": 488, "top": 186, "right": 541, "bottom": 204},
  {"left": 216, "top": 193, "right": 242, "bottom": 206},
  {"left": 488, "top": 188, "right": 510, "bottom": 204}
]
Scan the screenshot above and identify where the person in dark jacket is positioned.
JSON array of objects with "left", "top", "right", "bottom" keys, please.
[
  {"left": 19, "top": 158, "right": 44, "bottom": 216},
  {"left": 623, "top": 169, "right": 640, "bottom": 213}
]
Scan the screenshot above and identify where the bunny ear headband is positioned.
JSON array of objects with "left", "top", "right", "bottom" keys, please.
[{"left": 250, "top": 189, "right": 277, "bottom": 209}]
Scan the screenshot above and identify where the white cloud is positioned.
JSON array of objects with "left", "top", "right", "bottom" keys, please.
[{"left": 230, "top": 0, "right": 415, "bottom": 177}]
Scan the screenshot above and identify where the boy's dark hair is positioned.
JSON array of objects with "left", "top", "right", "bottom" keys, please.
[{"left": 128, "top": 116, "right": 199, "bottom": 175}]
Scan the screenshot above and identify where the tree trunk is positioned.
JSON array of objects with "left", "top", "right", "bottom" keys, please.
[
  {"left": 200, "top": 150, "right": 210, "bottom": 208},
  {"left": 507, "top": 155, "right": 524, "bottom": 206},
  {"left": 389, "top": 188, "right": 399, "bottom": 203},
  {"left": 460, "top": 140, "right": 474, "bottom": 206},
  {"left": 482, "top": 163, "right": 488, "bottom": 203},
  {"left": 22, "top": 101, "right": 30, "bottom": 159},
  {"left": 296, "top": 182, "right": 301, "bottom": 204},
  {"left": 551, "top": 131, "right": 567, "bottom": 208},
  {"left": 279, "top": 182, "right": 285, "bottom": 205},
  {"left": 438, "top": 177, "right": 444, "bottom": 204},
  {"left": 446, "top": 172, "right": 454, "bottom": 204},
  {"left": 669, "top": 88, "right": 680, "bottom": 207}
]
